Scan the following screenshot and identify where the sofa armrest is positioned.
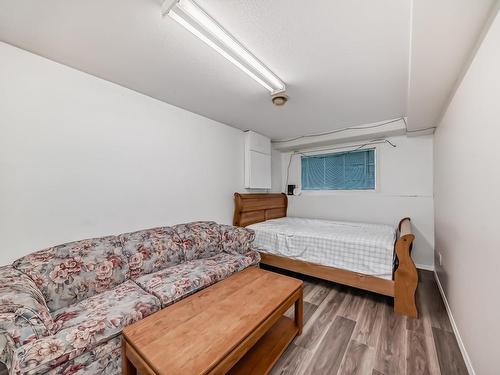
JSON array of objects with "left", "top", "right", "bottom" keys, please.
[
  {"left": 0, "top": 311, "right": 52, "bottom": 369},
  {"left": 243, "top": 248, "right": 261, "bottom": 265},
  {"left": 219, "top": 225, "right": 256, "bottom": 255},
  {"left": 0, "top": 266, "right": 54, "bottom": 363},
  {"left": 0, "top": 314, "right": 15, "bottom": 369}
]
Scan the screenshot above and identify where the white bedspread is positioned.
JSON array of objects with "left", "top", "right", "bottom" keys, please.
[{"left": 247, "top": 217, "right": 396, "bottom": 280}]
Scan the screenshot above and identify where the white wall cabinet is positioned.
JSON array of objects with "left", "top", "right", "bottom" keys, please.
[{"left": 245, "top": 131, "right": 271, "bottom": 189}]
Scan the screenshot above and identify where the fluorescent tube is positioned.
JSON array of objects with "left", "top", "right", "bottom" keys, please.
[{"left": 165, "top": 0, "right": 286, "bottom": 94}]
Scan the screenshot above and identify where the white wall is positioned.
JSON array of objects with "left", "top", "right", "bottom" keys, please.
[
  {"left": 434, "top": 8, "right": 500, "bottom": 375},
  {"left": 272, "top": 135, "right": 434, "bottom": 268},
  {"left": 0, "top": 42, "right": 245, "bottom": 266},
  {"left": 407, "top": 0, "right": 496, "bottom": 130}
]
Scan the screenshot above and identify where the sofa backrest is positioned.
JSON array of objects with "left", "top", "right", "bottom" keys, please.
[
  {"left": 120, "top": 226, "right": 184, "bottom": 279},
  {"left": 13, "top": 236, "right": 128, "bottom": 312},
  {"left": 172, "top": 221, "right": 222, "bottom": 261},
  {"left": 10, "top": 222, "right": 256, "bottom": 312}
]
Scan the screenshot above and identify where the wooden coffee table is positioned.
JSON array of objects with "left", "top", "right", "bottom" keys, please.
[{"left": 122, "top": 267, "right": 303, "bottom": 375}]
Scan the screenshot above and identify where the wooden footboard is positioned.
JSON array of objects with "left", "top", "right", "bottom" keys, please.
[
  {"left": 394, "top": 218, "right": 418, "bottom": 317},
  {"left": 233, "top": 193, "right": 418, "bottom": 317}
]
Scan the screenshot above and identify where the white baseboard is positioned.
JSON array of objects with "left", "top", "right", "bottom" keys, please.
[
  {"left": 434, "top": 272, "right": 475, "bottom": 375},
  {"left": 416, "top": 263, "right": 434, "bottom": 271}
]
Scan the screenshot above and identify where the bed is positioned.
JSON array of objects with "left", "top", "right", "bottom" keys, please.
[{"left": 233, "top": 192, "right": 418, "bottom": 317}]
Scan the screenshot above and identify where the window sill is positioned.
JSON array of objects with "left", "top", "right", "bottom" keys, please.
[{"left": 291, "top": 189, "right": 379, "bottom": 196}]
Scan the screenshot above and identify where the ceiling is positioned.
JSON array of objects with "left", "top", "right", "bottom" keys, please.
[{"left": 0, "top": 0, "right": 496, "bottom": 140}]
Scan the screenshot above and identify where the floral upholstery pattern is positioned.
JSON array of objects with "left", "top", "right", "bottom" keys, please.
[
  {"left": 13, "top": 236, "right": 129, "bottom": 312},
  {"left": 1, "top": 222, "right": 259, "bottom": 374},
  {"left": 10, "top": 337, "right": 122, "bottom": 375},
  {"left": 120, "top": 227, "right": 184, "bottom": 279},
  {"left": 0, "top": 266, "right": 55, "bottom": 368},
  {"left": 173, "top": 221, "right": 222, "bottom": 261},
  {"left": 219, "top": 225, "right": 255, "bottom": 255},
  {"left": 134, "top": 250, "right": 260, "bottom": 307},
  {"left": 9, "top": 281, "right": 160, "bottom": 375},
  {"left": 0, "top": 266, "right": 53, "bottom": 331},
  {"left": 51, "top": 280, "right": 161, "bottom": 333},
  {"left": 43, "top": 336, "right": 121, "bottom": 375}
]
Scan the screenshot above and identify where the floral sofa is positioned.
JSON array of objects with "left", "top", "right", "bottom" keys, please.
[{"left": 0, "top": 222, "right": 259, "bottom": 375}]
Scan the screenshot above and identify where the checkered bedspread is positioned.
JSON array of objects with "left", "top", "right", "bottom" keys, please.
[{"left": 247, "top": 217, "right": 396, "bottom": 280}]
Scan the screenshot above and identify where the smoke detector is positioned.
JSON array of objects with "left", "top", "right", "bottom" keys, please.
[{"left": 271, "top": 91, "right": 288, "bottom": 106}]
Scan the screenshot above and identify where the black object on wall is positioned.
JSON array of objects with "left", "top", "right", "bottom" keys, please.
[{"left": 287, "top": 184, "right": 296, "bottom": 195}]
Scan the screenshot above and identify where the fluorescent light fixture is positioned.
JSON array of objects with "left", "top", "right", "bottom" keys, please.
[{"left": 163, "top": 0, "right": 286, "bottom": 94}]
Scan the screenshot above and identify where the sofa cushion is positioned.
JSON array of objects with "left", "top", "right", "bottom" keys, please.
[
  {"left": 134, "top": 250, "right": 261, "bottom": 308},
  {"left": 219, "top": 224, "right": 255, "bottom": 255},
  {"left": 13, "top": 236, "right": 129, "bottom": 312},
  {"left": 41, "top": 336, "right": 121, "bottom": 375},
  {"left": 172, "top": 221, "right": 222, "bottom": 261},
  {"left": 10, "top": 281, "right": 160, "bottom": 375},
  {"left": 51, "top": 280, "right": 160, "bottom": 333},
  {"left": 120, "top": 226, "right": 184, "bottom": 279}
]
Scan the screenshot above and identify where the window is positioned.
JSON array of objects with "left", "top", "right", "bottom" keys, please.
[{"left": 301, "top": 149, "right": 375, "bottom": 190}]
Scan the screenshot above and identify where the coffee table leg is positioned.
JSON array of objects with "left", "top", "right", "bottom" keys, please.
[
  {"left": 295, "top": 287, "right": 303, "bottom": 336},
  {"left": 122, "top": 339, "right": 137, "bottom": 375}
]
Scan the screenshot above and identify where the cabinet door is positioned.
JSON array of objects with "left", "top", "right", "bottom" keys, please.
[
  {"left": 247, "top": 131, "right": 271, "bottom": 154},
  {"left": 246, "top": 151, "right": 271, "bottom": 189}
]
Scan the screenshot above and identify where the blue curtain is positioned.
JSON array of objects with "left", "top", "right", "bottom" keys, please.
[{"left": 301, "top": 149, "right": 375, "bottom": 190}]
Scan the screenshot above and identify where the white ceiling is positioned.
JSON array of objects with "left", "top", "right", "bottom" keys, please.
[
  {"left": 408, "top": 0, "right": 498, "bottom": 131},
  {"left": 0, "top": 0, "right": 496, "bottom": 140}
]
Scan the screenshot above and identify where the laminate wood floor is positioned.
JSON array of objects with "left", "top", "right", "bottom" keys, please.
[
  {"left": 0, "top": 269, "right": 467, "bottom": 375},
  {"left": 269, "top": 267, "right": 468, "bottom": 375}
]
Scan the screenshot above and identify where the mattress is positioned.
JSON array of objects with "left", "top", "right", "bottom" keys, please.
[{"left": 247, "top": 217, "right": 396, "bottom": 280}]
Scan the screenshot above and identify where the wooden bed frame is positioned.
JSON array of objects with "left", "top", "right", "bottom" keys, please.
[{"left": 233, "top": 192, "right": 418, "bottom": 318}]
